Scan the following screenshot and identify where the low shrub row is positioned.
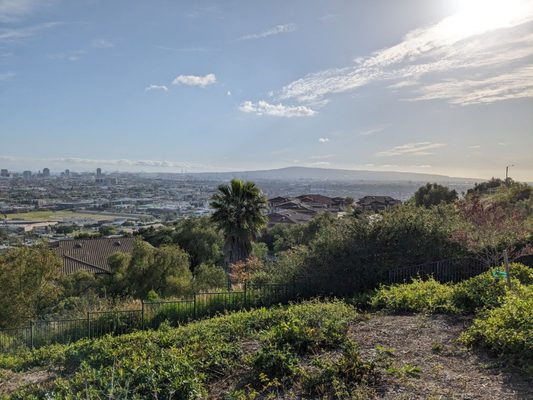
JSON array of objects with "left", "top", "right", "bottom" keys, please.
[
  {"left": 369, "top": 263, "right": 533, "bottom": 373},
  {"left": 0, "top": 300, "right": 382, "bottom": 399}
]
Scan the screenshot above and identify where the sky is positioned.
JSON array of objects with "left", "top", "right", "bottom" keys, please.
[{"left": 0, "top": 0, "right": 532, "bottom": 181}]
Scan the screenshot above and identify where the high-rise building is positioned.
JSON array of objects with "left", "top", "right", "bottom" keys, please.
[
  {"left": 0, "top": 169, "right": 8, "bottom": 177},
  {"left": 65, "top": 169, "right": 70, "bottom": 177},
  {"left": 23, "top": 170, "right": 32, "bottom": 179},
  {"left": 43, "top": 168, "right": 51, "bottom": 177},
  {"left": 96, "top": 168, "right": 102, "bottom": 177}
]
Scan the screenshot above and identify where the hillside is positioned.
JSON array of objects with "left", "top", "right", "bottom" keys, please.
[
  {"left": 1, "top": 300, "right": 531, "bottom": 399},
  {"left": 185, "top": 166, "right": 480, "bottom": 183}
]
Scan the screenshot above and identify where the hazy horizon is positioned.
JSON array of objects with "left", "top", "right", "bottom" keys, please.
[{"left": 1, "top": 0, "right": 532, "bottom": 180}]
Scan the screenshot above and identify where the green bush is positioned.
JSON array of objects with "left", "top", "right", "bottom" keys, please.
[
  {"left": 370, "top": 278, "right": 455, "bottom": 313},
  {"left": 302, "top": 340, "right": 380, "bottom": 398},
  {"left": 452, "top": 263, "right": 532, "bottom": 313},
  {"left": 0, "top": 301, "right": 358, "bottom": 398},
  {"left": 251, "top": 343, "right": 300, "bottom": 379},
  {"left": 461, "top": 285, "right": 532, "bottom": 372}
]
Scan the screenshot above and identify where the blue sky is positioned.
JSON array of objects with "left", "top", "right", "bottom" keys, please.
[{"left": 0, "top": 0, "right": 532, "bottom": 180}]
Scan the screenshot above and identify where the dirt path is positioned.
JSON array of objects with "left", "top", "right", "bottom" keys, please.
[{"left": 349, "top": 314, "right": 532, "bottom": 399}]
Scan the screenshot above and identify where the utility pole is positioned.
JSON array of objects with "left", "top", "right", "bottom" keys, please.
[{"left": 505, "top": 164, "right": 515, "bottom": 181}]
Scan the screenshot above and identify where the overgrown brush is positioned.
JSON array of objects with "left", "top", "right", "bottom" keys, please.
[
  {"left": 370, "top": 277, "right": 456, "bottom": 313},
  {"left": 1, "top": 300, "right": 366, "bottom": 399},
  {"left": 461, "top": 285, "right": 533, "bottom": 374}
]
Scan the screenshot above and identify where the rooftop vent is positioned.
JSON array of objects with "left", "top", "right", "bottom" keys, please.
[
  {"left": 114, "top": 241, "right": 121, "bottom": 246},
  {"left": 74, "top": 243, "right": 82, "bottom": 248}
]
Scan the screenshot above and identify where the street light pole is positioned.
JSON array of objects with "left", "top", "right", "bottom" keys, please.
[{"left": 505, "top": 164, "right": 515, "bottom": 180}]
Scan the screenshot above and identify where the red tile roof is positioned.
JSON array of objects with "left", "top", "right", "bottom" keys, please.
[{"left": 51, "top": 237, "right": 135, "bottom": 275}]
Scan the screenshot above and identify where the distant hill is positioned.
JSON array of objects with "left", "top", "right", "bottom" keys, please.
[{"left": 188, "top": 166, "right": 479, "bottom": 183}]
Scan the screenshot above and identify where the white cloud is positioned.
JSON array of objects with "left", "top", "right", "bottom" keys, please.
[
  {"left": 0, "top": 155, "right": 218, "bottom": 172},
  {"left": 239, "top": 100, "right": 315, "bottom": 117},
  {"left": 309, "top": 154, "right": 333, "bottom": 160},
  {"left": 409, "top": 65, "right": 533, "bottom": 105},
  {"left": 0, "top": 22, "right": 61, "bottom": 43},
  {"left": 172, "top": 73, "right": 216, "bottom": 87},
  {"left": 48, "top": 50, "right": 85, "bottom": 61},
  {"left": 278, "top": 1, "right": 533, "bottom": 106},
  {"left": 358, "top": 124, "right": 391, "bottom": 136},
  {"left": 0, "top": 0, "right": 44, "bottom": 22},
  {"left": 238, "top": 23, "right": 296, "bottom": 41},
  {"left": 309, "top": 161, "right": 331, "bottom": 167},
  {"left": 226, "top": 90, "right": 232, "bottom": 96},
  {"left": 469, "top": 145, "right": 482, "bottom": 149},
  {"left": 91, "top": 38, "right": 114, "bottom": 49},
  {"left": 145, "top": 84, "right": 168, "bottom": 92},
  {"left": 376, "top": 142, "right": 446, "bottom": 157},
  {"left": 318, "top": 138, "right": 330, "bottom": 143},
  {"left": 0, "top": 71, "right": 15, "bottom": 81}
]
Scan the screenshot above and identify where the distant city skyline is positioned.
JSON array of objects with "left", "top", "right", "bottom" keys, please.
[{"left": 1, "top": 0, "right": 532, "bottom": 181}]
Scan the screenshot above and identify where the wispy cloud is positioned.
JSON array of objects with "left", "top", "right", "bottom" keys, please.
[
  {"left": 91, "top": 38, "right": 114, "bottom": 49},
  {"left": 48, "top": 49, "right": 85, "bottom": 61},
  {"left": 172, "top": 73, "right": 216, "bottom": 87},
  {"left": 309, "top": 154, "right": 333, "bottom": 160},
  {"left": 145, "top": 84, "right": 168, "bottom": 92},
  {"left": 277, "top": 1, "right": 533, "bottom": 106},
  {"left": 0, "top": 155, "right": 219, "bottom": 172},
  {"left": 358, "top": 124, "right": 391, "bottom": 136},
  {"left": 238, "top": 23, "right": 296, "bottom": 41},
  {"left": 376, "top": 142, "right": 446, "bottom": 157},
  {"left": 0, "top": 0, "right": 47, "bottom": 22},
  {"left": 469, "top": 145, "right": 482, "bottom": 149},
  {"left": 155, "top": 45, "right": 218, "bottom": 53},
  {"left": 318, "top": 138, "right": 329, "bottom": 143},
  {"left": 409, "top": 65, "right": 533, "bottom": 105},
  {"left": 239, "top": 100, "right": 315, "bottom": 117},
  {"left": 0, "top": 71, "right": 15, "bottom": 81},
  {"left": 0, "top": 21, "right": 62, "bottom": 43}
]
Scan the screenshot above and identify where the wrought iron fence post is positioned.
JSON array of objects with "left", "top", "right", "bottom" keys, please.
[
  {"left": 193, "top": 293, "right": 197, "bottom": 319},
  {"left": 141, "top": 300, "right": 145, "bottom": 330},
  {"left": 292, "top": 276, "right": 297, "bottom": 299},
  {"left": 87, "top": 312, "right": 91, "bottom": 339},
  {"left": 29, "top": 320, "right": 34, "bottom": 349},
  {"left": 244, "top": 281, "right": 247, "bottom": 308}
]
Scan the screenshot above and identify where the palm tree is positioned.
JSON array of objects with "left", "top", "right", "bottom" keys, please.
[{"left": 210, "top": 179, "right": 267, "bottom": 280}]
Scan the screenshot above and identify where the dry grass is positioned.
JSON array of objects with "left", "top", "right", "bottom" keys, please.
[{"left": 349, "top": 314, "right": 532, "bottom": 399}]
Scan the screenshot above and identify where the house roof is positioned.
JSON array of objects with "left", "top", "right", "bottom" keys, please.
[
  {"left": 52, "top": 237, "right": 136, "bottom": 274},
  {"left": 267, "top": 210, "right": 315, "bottom": 224},
  {"left": 357, "top": 196, "right": 400, "bottom": 205},
  {"left": 296, "top": 194, "right": 334, "bottom": 205}
]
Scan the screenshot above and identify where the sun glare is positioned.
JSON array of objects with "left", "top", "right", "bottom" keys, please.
[{"left": 445, "top": 0, "right": 532, "bottom": 41}]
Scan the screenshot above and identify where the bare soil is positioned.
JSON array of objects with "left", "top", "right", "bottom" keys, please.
[{"left": 349, "top": 313, "right": 532, "bottom": 399}]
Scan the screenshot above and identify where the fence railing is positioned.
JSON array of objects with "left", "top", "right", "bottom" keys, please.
[
  {"left": 387, "top": 257, "right": 490, "bottom": 284},
  {"left": 0, "top": 282, "right": 297, "bottom": 353},
  {"left": 0, "top": 258, "right": 492, "bottom": 353}
]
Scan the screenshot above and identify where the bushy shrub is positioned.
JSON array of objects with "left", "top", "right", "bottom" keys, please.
[
  {"left": 302, "top": 340, "right": 380, "bottom": 398},
  {"left": 370, "top": 278, "right": 455, "bottom": 313},
  {"left": 192, "top": 263, "right": 227, "bottom": 291},
  {"left": 251, "top": 343, "right": 300, "bottom": 379},
  {"left": 0, "top": 300, "right": 357, "bottom": 397},
  {"left": 452, "top": 263, "right": 531, "bottom": 313},
  {"left": 461, "top": 286, "right": 532, "bottom": 371}
]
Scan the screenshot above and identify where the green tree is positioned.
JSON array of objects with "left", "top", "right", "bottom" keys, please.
[
  {"left": 192, "top": 263, "right": 227, "bottom": 291},
  {"left": 173, "top": 217, "right": 224, "bottom": 267},
  {"left": 413, "top": 183, "right": 458, "bottom": 208},
  {"left": 0, "top": 243, "right": 62, "bottom": 328},
  {"left": 210, "top": 179, "right": 267, "bottom": 278}
]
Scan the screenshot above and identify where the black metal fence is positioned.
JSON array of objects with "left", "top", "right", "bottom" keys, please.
[
  {"left": 0, "top": 258, "right": 491, "bottom": 353},
  {"left": 387, "top": 257, "right": 490, "bottom": 284},
  {"left": 0, "top": 282, "right": 297, "bottom": 353}
]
